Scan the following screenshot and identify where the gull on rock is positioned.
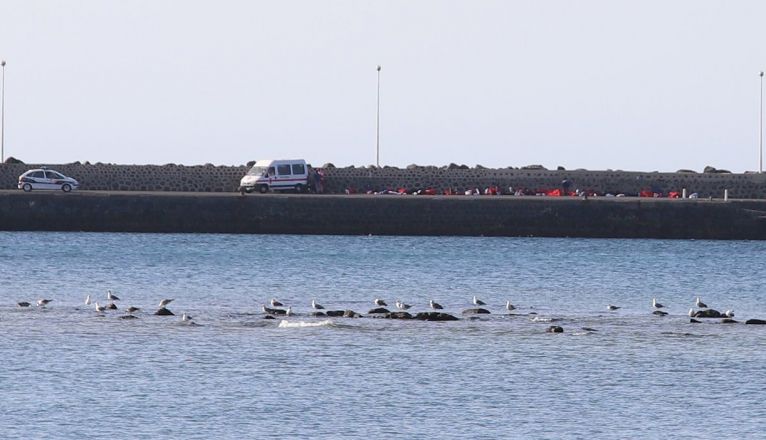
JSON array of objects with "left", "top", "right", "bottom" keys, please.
[
  {"left": 311, "top": 299, "right": 324, "bottom": 310},
  {"left": 429, "top": 300, "right": 444, "bottom": 310},
  {"left": 125, "top": 306, "right": 140, "bottom": 314},
  {"left": 374, "top": 298, "right": 387, "bottom": 307},
  {"left": 395, "top": 300, "right": 412, "bottom": 310},
  {"left": 107, "top": 290, "right": 120, "bottom": 301},
  {"left": 652, "top": 298, "right": 664, "bottom": 309},
  {"left": 724, "top": 310, "right": 735, "bottom": 317},
  {"left": 85, "top": 295, "right": 92, "bottom": 305},
  {"left": 506, "top": 301, "right": 516, "bottom": 311},
  {"left": 270, "top": 298, "right": 284, "bottom": 307},
  {"left": 473, "top": 296, "right": 486, "bottom": 306},
  {"left": 94, "top": 302, "right": 106, "bottom": 312},
  {"left": 37, "top": 299, "right": 53, "bottom": 307},
  {"left": 181, "top": 313, "right": 192, "bottom": 322},
  {"left": 695, "top": 297, "right": 708, "bottom": 308},
  {"left": 607, "top": 304, "right": 621, "bottom": 311},
  {"left": 158, "top": 299, "right": 174, "bottom": 308}
]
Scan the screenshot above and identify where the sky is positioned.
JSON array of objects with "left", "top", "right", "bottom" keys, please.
[{"left": 1, "top": 0, "right": 765, "bottom": 172}]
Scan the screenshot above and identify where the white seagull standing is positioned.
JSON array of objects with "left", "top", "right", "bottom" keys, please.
[
  {"left": 181, "top": 312, "right": 192, "bottom": 321},
  {"left": 395, "top": 300, "right": 412, "bottom": 310},
  {"left": 311, "top": 299, "right": 324, "bottom": 310},
  {"left": 506, "top": 300, "right": 516, "bottom": 311},
  {"left": 695, "top": 297, "right": 708, "bottom": 308},
  {"left": 473, "top": 296, "right": 486, "bottom": 306},
  {"left": 85, "top": 295, "right": 92, "bottom": 305},
  {"left": 652, "top": 298, "right": 664, "bottom": 309},
  {"left": 429, "top": 300, "right": 444, "bottom": 310},
  {"left": 270, "top": 298, "right": 284, "bottom": 307},
  {"left": 37, "top": 299, "right": 53, "bottom": 307},
  {"left": 607, "top": 304, "right": 621, "bottom": 311},
  {"left": 374, "top": 298, "right": 387, "bottom": 307},
  {"left": 94, "top": 302, "right": 106, "bottom": 312},
  {"left": 107, "top": 290, "right": 120, "bottom": 301},
  {"left": 724, "top": 310, "right": 735, "bottom": 318},
  {"left": 158, "top": 299, "right": 174, "bottom": 308}
]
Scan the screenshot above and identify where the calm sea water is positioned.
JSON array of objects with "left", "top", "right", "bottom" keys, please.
[{"left": 1, "top": 232, "right": 765, "bottom": 439}]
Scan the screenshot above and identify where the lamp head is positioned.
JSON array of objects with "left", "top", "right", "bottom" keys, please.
[
  {"left": 761, "top": 71, "right": 765, "bottom": 77},
  {"left": 1, "top": 60, "right": 5, "bottom": 67},
  {"left": 377, "top": 65, "right": 381, "bottom": 71}
]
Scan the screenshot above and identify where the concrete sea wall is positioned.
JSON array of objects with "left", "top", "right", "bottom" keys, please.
[
  {"left": 2, "top": 192, "right": 765, "bottom": 239},
  {"left": 1, "top": 163, "right": 765, "bottom": 198}
]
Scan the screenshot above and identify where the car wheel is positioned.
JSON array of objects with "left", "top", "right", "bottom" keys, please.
[
  {"left": 295, "top": 184, "right": 304, "bottom": 193},
  {"left": 62, "top": 184, "right": 72, "bottom": 193},
  {"left": 245, "top": 187, "right": 253, "bottom": 193},
  {"left": 22, "top": 183, "right": 32, "bottom": 192},
  {"left": 258, "top": 184, "right": 269, "bottom": 194}
]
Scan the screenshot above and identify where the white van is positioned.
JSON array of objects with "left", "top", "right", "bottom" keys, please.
[{"left": 239, "top": 159, "right": 309, "bottom": 193}]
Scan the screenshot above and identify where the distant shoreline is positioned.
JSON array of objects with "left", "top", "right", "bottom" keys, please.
[{"left": 1, "top": 191, "right": 765, "bottom": 239}]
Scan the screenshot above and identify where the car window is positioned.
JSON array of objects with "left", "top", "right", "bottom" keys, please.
[
  {"left": 30, "top": 171, "right": 45, "bottom": 178},
  {"left": 277, "top": 164, "right": 292, "bottom": 176},
  {"left": 47, "top": 171, "right": 64, "bottom": 179},
  {"left": 292, "top": 164, "right": 305, "bottom": 175}
]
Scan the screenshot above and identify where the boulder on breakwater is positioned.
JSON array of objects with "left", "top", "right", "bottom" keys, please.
[
  {"left": 462, "top": 308, "right": 491, "bottom": 315},
  {"left": 414, "top": 312, "right": 460, "bottom": 321}
]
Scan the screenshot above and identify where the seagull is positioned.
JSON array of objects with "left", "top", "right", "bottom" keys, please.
[
  {"left": 107, "top": 290, "right": 120, "bottom": 301},
  {"left": 181, "top": 312, "right": 192, "bottom": 321},
  {"left": 607, "top": 304, "right": 621, "bottom": 311},
  {"left": 395, "top": 300, "right": 412, "bottom": 310},
  {"left": 17, "top": 301, "right": 31, "bottom": 308},
  {"left": 37, "top": 299, "right": 53, "bottom": 307},
  {"left": 688, "top": 308, "right": 695, "bottom": 317},
  {"left": 724, "top": 309, "right": 735, "bottom": 318},
  {"left": 506, "top": 301, "right": 516, "bottom": 311},
  {"left": 106, "top": 302, "right": 118, "bottom": 310},
  {"left": 85, "top": 295, "right": 92, "bottom": 305},
  {"left": 652, "top": 298, "right": 664, "bottom": 309},
  {"left": 311, "top": 299, "right": 324, "bottom": 310},
  {"left": 125, "top": 306, "right": 140, "bottom": 314},
  {"left": 430, "top": 300, "right": 444, "bottom": 310},
  {"left": 473, "top": 296, "right": 486, "bottom": 306},
  {"left": 270, "top": 298, "right": 284, "bottom": 307},
  {"left": 695, "top": 297, "right": 708, "bottom": 308},
  {"left": 374, "top": 298, "right": 387, "bottom": 307},
  {"left": 286, "top": 307, "right": 293, "bottom": 316},
  {"left": 158, "top": 299, "right": 174, "bottom": 308},
  {"left": 94, "top": 302, "right": 106, "bottom": 312}
]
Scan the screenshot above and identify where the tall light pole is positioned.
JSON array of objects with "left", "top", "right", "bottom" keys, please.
[
  {"left": 376, "top": 65, "right": 381, "bottom": 168},
  {"left": 1, "top": 60, "right": 5, "bottom": 164},
  {"left": 760, "top": 71, "right": 764, "bottom": 174}
]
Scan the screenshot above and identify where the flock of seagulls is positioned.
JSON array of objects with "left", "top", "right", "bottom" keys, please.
[
  {"left": 260, "top": 296, "right": 521, "bottom": 316},
  {"left": 15, "top": 290, "right": 189, "bottom": 322},
  {"left": 603, "top": 296, "right": 736, "bottom": 318}
]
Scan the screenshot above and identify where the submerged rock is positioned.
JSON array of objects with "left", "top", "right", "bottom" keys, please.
[
  {"left": 343, "top": 310, "right": 362, "bottom": 318},
  {"left": 414, "top": 312, "right": 459, "bottom": 321},
  {"left": 690, "top": 318, "right": 701, "bottom": 324},
  {"left": 746, "top": 319, "right": 766, "bottom": 325},
  {"left": 384, "top": 311, "right": 413, "bottom": 320},
  {"left": 546, "top": 326, "right": 564, "bottom": 333},
  {"left": 325, "top": 310, "right": 345, "bottom": 317},
  {"left": 462, "top": 308, "right": 491, "bottom": 315},
  {"left": 154, "top": 307, "right": 175, "bottom": 316},
  {"left": 653, "top": 310, "right": 668, "bottom": 316},
  {"left": 310, "top": 311, "right": 327, "bottom": 317},
  {"left": 691, "top": 309, "right": 722, "bottom": 318},
  {"left": 721, "top": 318, "right": 739, "bottom": 324},
  {"left": 367, "top": 307, "right": 390, "bottom": 314}
]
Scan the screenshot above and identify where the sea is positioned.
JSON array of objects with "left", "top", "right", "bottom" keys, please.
[{"left": 1, "top": 232, "right": 765, "bottom": 439}]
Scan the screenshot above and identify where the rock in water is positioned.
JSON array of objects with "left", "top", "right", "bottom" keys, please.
[
  {"left": 414, "top": 312, "right": 460, "bottom": 321},
  {"left": 384, "top": 311, "right": 413, "bottom": 320},
  {"left": 154, "top": 307, "right": 175, "bottom": 316},
  {"left": 746, "top": 319, "right": 766, "bottom": 325},
  {"left": 367, "top": 307, "right": 390, "bottom": 314},
  {"left": 546, "top": 326, "right": 564, "bottom": 333},
  {"left": 461, "top": 308, "right": 491, "bottom": 315}
]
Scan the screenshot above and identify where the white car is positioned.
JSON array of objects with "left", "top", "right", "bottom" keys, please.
[{"left": 18, "top": 168, "right": 80, "bottom": 192}]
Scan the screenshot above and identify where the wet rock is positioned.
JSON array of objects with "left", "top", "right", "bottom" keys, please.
[
  {"left": 325, "top": 310, "right": 346, "bottom": 317},
  {"left": 154, "top": 307, "right": 174, "bottom": 316},
  {"left": 690, "top": 318, "right": 701, "bottom": 324},
  {"left": 106, "top": 303, "right": 118, "bottom": 310},
  {"left": 310, "top": 311, "right": 327, "bottom": 317},
  {"left": 119, "top": 315, "right": 139, "bottom": 320},
  {"left": 263, "top": 315, "right": 276, "bottom": 320},
  {"left": 263, "top": 306, "right": 287, "bottom": 316},
  {"left": 462, "top": 308, "right": 491, "bottom": 315},
  {"left": 343, "top": 310, "right": 362, "bottom": 318},
  {"left": 414, "top": 312, "right": 459, "bottom": 321},
  {"left": 746, "top": 319, "right": 766, "bottom": 325},
  {"left": 546, "top": 326, "right": 564, "bottom": 333},
  {"left": 384, "top": 311, "right": 413, "bottom": 320},
  {"left": 653, "top": 310, "right": 669, "bottom": 316},
  {"left": 367, "top": 307, "right": 390, "bottom": 314},
  {"left": 721, "top": 318, "right": 739, "bottom": 324},
  {"left": 691, "top": 309, "right": 722, "bottom": 318}
]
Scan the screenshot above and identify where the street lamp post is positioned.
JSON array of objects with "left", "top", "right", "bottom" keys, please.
[
  {"left": 760, "top": 71, "right": 764, "bottom": 174},
  {"left": 376, "top": 65, "right": 381, "bottom": 168},
  {"left": 1, "top": 60, "right": 6, "bottom": 164}
]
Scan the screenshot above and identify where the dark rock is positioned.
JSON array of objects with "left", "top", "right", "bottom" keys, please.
[
  {"left": 322, "top": 163, "right": 335, "bottom": 169},
  {"left": 4, "top": 156, "right": 23, "bottom": 164},
  {"left": 746, "top": 319, "right": 766, "bottom": 325},
  {"left": 581, "top": 327, "right": 598, "bottom": 332},
  {"left": 106, "top": 303, "right": 118, "bottom": 310},
  {"left": 690, "top": 318, "right": 701, "bottom": 323},
  {"left": 385, "top": 311, "right": 413, "bottom": 319},
  {"left": 546, "top": 325, "right": 564, "bottom": 333},
  {"left": 406, "top": 164, "right": 421, "bottom": 170},
  {"left": 119, "top": 315, "right": 139, "bottom": 320},
  {"left": 310, "top": 311, "right": 327, "bottom": 317},
  {"left": 154, "top": 307, "right": 175, "bottom": 316},
  {"left": 246, "top": 160, "right": 256, "bottom": 167},
  {"left": 263, "top": 315, "right": 276, "bottom": 320},
  {"left": 447, "top": 163, "right": 460, "bottom": 170},
  {"left": 263, "top": 306, "right": 287, "bottom": 315},
  {"left": 325, "top": 310, "right": 346, "bottom": 317},
  {"left": 703, "top": 165, "right": 717, "bottom": 173},
  {"left": 653, "top": 310, "right": 668, "bottom": 316},
  {"left": 414, "top": 312, "right": 459, "bottom": 321},
  {"left": 721, "top": 318, "right": 739, "bottom": 324},
  {"left": 462, "top": 308, "right": 491, "bottom": 315},
  {"left": 557, "top": 166, "right": 566, "bottom": 171},
  {"left": 367, "top": 307, "right": 390, "bottom": 314},
  {"left": 474, "top": 164, "right": 486, "bottom": 169},
  {"left": 691, "top": 309, "right": 722, "bottom": 318},
  {"left": 677, "top": 169, "right": 697, "bottom": 174},
  {"left": 343, "top": 310, "right": 362, "bottom": 318}
]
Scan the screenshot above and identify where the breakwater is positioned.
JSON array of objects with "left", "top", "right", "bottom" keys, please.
[
  {"left": 2, "top": 191, "right": 765, "bottom": 239},
  {"left": 2, "top": 163, "right": 766, "bottom": 198}
]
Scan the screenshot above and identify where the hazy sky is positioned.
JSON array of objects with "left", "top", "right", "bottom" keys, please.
[{"left": 1, "top": 0, "right": 765, "bottom": 171}]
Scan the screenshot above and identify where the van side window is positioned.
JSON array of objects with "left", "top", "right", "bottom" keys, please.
[
  {"left": 277, "top": 164, "right": 292, "bottom": 176},
  {"left": 292, "top": 164, "right": 305, "bottom": 175},
  {"left": 268, "top": 167, "right": 276, "bottom": 177}
]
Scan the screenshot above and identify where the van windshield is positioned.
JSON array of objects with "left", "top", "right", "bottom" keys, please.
[{"left": 247, "top": 166, "right": 268, "bottom": 177}]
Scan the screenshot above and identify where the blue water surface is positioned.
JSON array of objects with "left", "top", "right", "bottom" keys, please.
[{"left": 1, "top": 232, "right": 765, "bottom": 439}]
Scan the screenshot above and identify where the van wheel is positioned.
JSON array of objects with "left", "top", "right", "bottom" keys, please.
[
  {"left": 295, "top": 184, "right": 305, "bottom": 193},
  {"left": 258, "top": 185, "right": 269, "bottom": 194},
  {"left": 61, "top": 184, "right": 72, "bottom": 193},
  {"left": 22, "top": 183, "right": 32, "bottom": 192}
]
